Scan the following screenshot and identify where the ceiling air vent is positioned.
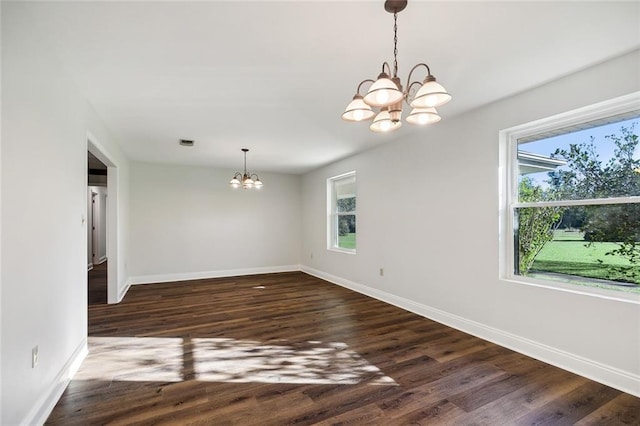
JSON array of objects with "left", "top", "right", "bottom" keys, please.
[{"left": 179, "top": 139, "right": 194, "bottom": 147}]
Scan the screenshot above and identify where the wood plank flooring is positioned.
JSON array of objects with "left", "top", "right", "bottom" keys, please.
[
  {"left": 47, "top": 272, "right": 640, "bottom": 425},
  {"left": 88, "top": 261, "right": 107, "bottom": 305}
]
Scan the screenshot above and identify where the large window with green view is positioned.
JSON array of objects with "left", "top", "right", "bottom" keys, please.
[
  {"left": 328, "top": 172, "right": 356, "bottom": 252},
  {"left": 502, "top": 93, "right": 640, "bottom": 295}
]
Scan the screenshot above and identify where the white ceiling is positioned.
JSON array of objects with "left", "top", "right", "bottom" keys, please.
[{"left": 14, "top": 1, "right": 640, "bottom": 174}]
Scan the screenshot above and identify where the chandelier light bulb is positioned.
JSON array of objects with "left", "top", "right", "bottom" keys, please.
[
  {"left": 410, "top": 77, "right": 452, "bottom": 108},
  {"left": 370, "top": 108, "right": 401, "bottom": 133},
  {"left": 342, "top": 94, "right": 375, "bottom": 122},
  {"left": 377, "top": 91, "right": 389, "bottom": 105},
  {"left": 406, "top": 107, "right": 441, "bottom": 126},
  {"left": 363, "top": 72, "right": 403, "bottom": 107}
]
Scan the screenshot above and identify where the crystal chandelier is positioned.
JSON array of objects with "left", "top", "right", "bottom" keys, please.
[
  {"left": 229, "top": 149, "right": 263, "bottom": 189},
  {"left": 342, "top": 0, "right": 452, "bottom": 133}
]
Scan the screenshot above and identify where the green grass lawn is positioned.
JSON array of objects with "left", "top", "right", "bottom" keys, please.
[
  {"left": 338, "top": 233, "right": 356, "bottom": 249},
  {"left": 530, "top": 229, "right": 640, "bottom": 289}
]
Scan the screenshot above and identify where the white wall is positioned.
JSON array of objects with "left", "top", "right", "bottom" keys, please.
[
  {"left": 1, "top": 3, "right": 130, "bottom": 424},
  {"left": 129, "top": 162, "right": 301, "bottom": 283},
  {"left": 301, "top": 50, "right": 640, "bottom": 396}
]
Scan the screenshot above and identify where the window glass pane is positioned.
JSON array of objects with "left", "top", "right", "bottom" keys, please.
[
  {"left": 514, "top": 204, "right": 640, "bottom": 291},
  {"left": 337, "top": 214, "right": 356, "bottom": 249},
  {"left": 337, "top": 196, "right": 355, "bottom": 213},
  {"left": 517, "top": 118, "right": 639, "bottom": 201}
]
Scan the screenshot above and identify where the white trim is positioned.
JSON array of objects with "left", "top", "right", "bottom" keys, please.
[
  {"left": 504, "top": 275, "right": 640, "bottom": 305},
  {"left": 87, "top": 263, "right": 93, "bottom": 271},
  {"left": 22, "top": 339, "right": 88, "bottom": 426},
  {"left": 97, "top": 256, "right": 107, "bottom": 264},
  {"left": 328, "top": 247, "right": 357, "bottom": 255},
  {"left": 514, "top": 196, "right": 640, "bottom": 208},
  {"left": 504, "top": 91, "right": 640, "bottom": 142},
  {"left": 105, "top": 167, "right": 118, "bottom": 304},
  {"left": 328, "top": 170, "right": 356, "bottom": 181},
  {"left": 327, "top": 171, "right": 357, "bottom": 253},
  {"left": 300, "top": 265, "right": 640, "bottom": 398},
  {"left": 129, "top": 265, "right": 302, "bottom": 285},
  {"left": 117, "top": 278, "right": 131, "bottom": 303}
]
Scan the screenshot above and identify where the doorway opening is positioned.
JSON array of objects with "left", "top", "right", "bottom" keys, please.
[
  {"left": 88, "top": 134, "right": 119, "bottom": 304},
  {"left": 88, "top": 151, "right": 108, "bottom": 305}
]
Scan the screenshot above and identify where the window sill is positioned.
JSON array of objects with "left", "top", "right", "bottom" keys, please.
[
  {"left": 328, "top": 247, "right": 356, "bottom": 255},
  {"left": 502, "top": 274, "right": 640, "bottom": 305}
]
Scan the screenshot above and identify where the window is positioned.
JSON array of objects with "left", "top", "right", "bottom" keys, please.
[
  {"left": 501, "top": 93, "right": 640, "bottom": 296},
  {"left": 328, "top": 172, "right": 356, "bottom": 253}
]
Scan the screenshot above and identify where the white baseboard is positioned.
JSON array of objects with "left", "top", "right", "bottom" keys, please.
[
  {"left": 117, "top": 278, "right": 131, "bottom": 303},
  {"left": 97, "top": 256, "right": 107, "bottom": 265},
  {"left": 87, "top": 263, "right": 93, "bottom": 271},
  {"left": 22, "top": 338, "right": 88, "bottom": 426},
  {"left": 300, "top": 265, "right": 640, "bottom": 398},
  {"left": 129, "top": 265, "right": 302, "bottom": 286}
]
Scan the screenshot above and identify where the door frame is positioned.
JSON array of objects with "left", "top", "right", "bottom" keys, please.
[{"left": 87, "top": 132, "right": 119, "bottom": 304}]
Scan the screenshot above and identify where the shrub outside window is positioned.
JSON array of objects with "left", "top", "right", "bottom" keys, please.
[
  {"left": 501, "top": 93, "right": 640, "bottom": 296},
  {"left": 328, "top": 172, "right": 356, "bottom": 253}
]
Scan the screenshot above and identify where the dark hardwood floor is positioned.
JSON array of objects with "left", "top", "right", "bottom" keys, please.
[
  {"left": 48, "top": 272, "right": 639, "bottom": 425},
  {"left": 88, "top": 261, "right": 107, "bottom": 305}
]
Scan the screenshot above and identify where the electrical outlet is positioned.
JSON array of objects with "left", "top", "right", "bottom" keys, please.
[
  {"left": 32, "top": 345, "right": 39, "bottom": 368},
  {"left": 379, "top": 268, "right": 384, "bottom": 276}
]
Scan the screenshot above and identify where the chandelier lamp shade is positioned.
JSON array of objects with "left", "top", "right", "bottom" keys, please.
[
  {"left": 229, "top": 148, "right": 263, "bottom": 189},
  {"left": 341, "top": 0, "right": 452, "bottom": 133}
]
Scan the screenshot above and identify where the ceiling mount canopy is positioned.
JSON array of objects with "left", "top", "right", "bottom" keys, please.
[
  {"left": 342, "top": 0, "right": 452, "bottom": 133},
  {"left": 384, "top": 0, "right": 407, "bottom": 14},
  {"left": 229, "top": 148, "right": 263, "bottom": 189}
]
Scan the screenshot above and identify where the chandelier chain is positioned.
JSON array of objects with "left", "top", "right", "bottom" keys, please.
[{"left": 393, "top": 11, "right": 398, "bottom": 77}]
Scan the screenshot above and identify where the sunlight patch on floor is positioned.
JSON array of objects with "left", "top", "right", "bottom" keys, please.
[
  {"left": 193, "top": 338, "right": 396, "bottom": 385},
  {"left": 77, "top": 337, "right": 396, "bottom": 385},
  {"left": 77, "top": 337, "right": 184, "bottom": 382}
]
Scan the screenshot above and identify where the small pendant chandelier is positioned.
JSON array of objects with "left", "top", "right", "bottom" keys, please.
[
  {"left": 342, "top": 0, "right": 452, "bottom": 133},
  {"left": 229, "top": 148, "right": 263, "bottom": 189}
]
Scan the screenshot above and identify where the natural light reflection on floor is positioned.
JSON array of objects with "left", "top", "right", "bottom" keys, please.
[
  {"left": 79, "top": 337, "right": 396, "bottom": 385},
  {"left": 193, "top": 338, "right": 396, "bottom": 385},
  {"left": 77, "top": 337, "right": 184, "bottom": 382}
]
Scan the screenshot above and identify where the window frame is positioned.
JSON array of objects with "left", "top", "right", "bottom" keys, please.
[
  {"left": 327, "top": 171, "right": 357, "bottom": 254},
  {"left": 499, "top": 92, "right": 640, "bottom": 303}
]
